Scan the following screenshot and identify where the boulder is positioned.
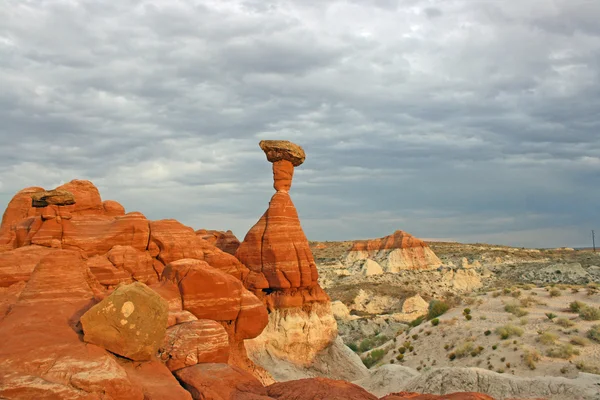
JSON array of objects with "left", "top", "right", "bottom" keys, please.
[
  {"left": 362, "top": 259, "right": 384, "bottom": 276},
  {"left": 0, "top": 245, "right": 55, "bottom": 287},
  {"left": 174, "top": 363, "right": 269, "bottom": 400},
  {"left": 401, "top": 294, "right": 429, "bottom": 315},
  {"left": 259, "top": 139, "right": 306, "bottom": 167},
  {"left": 30, "top": 189, "right": 76, "bottom": 207},
  {"left": 267, "top": 377, "right": 377, "bottom": 400},
  {"left": 196, "top": 229, "right": 241, "bottom": 255},
  {"left": 81, "top": 282, "right": 169, "bottom": 361},
  {"left": 160, "top": 320, "right": 230, "bottom": 371}
]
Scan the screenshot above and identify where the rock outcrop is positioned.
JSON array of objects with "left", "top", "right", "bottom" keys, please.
[
  {"left": 345, "top": 231, "right": 442, "bottom": 272},
  {"left": 236, "top": 140, "right": 366, "bottom": 382},
  {"left": 196, "top": 229, "right": 241, "bottom": 255}
]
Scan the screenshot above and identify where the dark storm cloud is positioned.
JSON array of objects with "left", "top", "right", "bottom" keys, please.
[{"left": 0, "top": 0, "right": 599, "bottom": 248}]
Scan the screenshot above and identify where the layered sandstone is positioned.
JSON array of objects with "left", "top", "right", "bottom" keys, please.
[
  {"left": 345, "top": 230, "right": 442, "bottom": 273},
  {"left": 236, "top": 141, "right": 363, "bottom": 382},
  {"left": 196, "top": 229, "right": 241, "bottom": 255}
]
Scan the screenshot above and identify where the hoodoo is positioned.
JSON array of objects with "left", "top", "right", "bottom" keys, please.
[{"left": 236, "top": 140, "right": 367, "bottom": 382}]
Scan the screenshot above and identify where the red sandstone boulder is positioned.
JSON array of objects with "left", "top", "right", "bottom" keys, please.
[
  {"left": 0, "top": 186, "right": 43, "bottom": 251},
  {"left": 162, "top": 259, "right": 243, "bottom": 321},
  {"left": 174, "top": 363, "right": 269, "bottom": 400},
  {"left": 81, "top": 282, "right": 169, "bottom": 361},
  {"left": 235, "top": 290, "right": 269, "bottom": 340},
  {"left": 160, "top": 320, "right": 230, "bottom": 371},
  {"left": 0, "top": 245, "right": 55, "bottom": 287},
  {"left": 196, "top": 229, "right": 241, "bottom": 255},
  {"left": 120, "top": 360, "right": 193, "bottom": 400},
  {"left": 267, "top": 377, "right": 377, "bottom": 400}
]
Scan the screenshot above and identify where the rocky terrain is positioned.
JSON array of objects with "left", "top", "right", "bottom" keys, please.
[
  {"left": 309, "top": 237, "right": 600, "bottom": 399},
  {"left": 1, "top": 140, "right": 599, "bottom": 399}
]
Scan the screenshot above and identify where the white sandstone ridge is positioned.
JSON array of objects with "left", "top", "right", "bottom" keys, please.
[{"left": 345, "top": 230, "right": 442, "bottom": 274}]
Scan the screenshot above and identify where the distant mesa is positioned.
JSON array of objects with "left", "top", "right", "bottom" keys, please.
[{"left": 345, "top": 230, "right": 442, "bottom": 274}]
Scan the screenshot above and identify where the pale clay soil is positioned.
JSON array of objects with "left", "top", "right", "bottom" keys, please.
[{"left": 369, "top": 287, "right": 600, "bottom": 378}]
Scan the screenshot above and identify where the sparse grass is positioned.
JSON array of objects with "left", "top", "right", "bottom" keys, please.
[
  {"left": 546, "top": 344, "right": 580, "bottom": 359},
  {"left": 504, "top": 303, "right": 528, "bottom": 317},
  {"left": 575, "top": 361, "right": 600, "bottom": 375},
  {"left": 537, "top": 331, "right": 558, "bottom": 345},
  {"left": 556, "top": 318, "right": 575, "bottom": 328},
  {"left": 549, "top": 288, "right": 561, "bottom": 297},
  {"left": 587, "top": 325, "right": 600, "bottom": 343},
  {"left": 519, "top": 317, "right": 529, "bottom": 326},
  {"left": 579, "top": 306, "right": 600, "bottom": 321},
  {"left": 569, "top": 301, "right": 586, "bottom": 313},
  {"left": 454, "top": 341, "right": 475, "bottom": 359},
  {"left": 570, "top": 336, "right": 589, "bottom": 347},
  {"left": 362, "top": 349, "right": 386, "bottom": 368},
  {"left": 523, "top": 349, "right": 540, "bottom": 370},
  {"left": 496, "top": 324, "right": 523, "bottom": 339}
]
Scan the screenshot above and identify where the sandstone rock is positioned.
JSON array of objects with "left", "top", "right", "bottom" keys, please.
[
  {"left": 267, "top": 377, "right": 377, "bottom": 400},
  {"left": 168, "top": 310, "right": 199, "bottom": 327},
  {"left": 331, "top": 300, "right": 351, "bottom": 320},
  {"left": 362, "top": 259, "right": 384, "bottom": 276},
  {"left": 0, "top": 250, "right": 144, "bottom": 399},
  {"left": 0, "top": 245, "right": 55, "bottom": 287},
  {"left": 401, "top": 294, "right": 429, "bottom": 315},
  {"left": 0, "top": 186, "right": 43, "bottom": 251},
  {"left": 196, "top": 229, "right": 241, "bottom": 255},
  {"left": 87, "top": 253, "right": 135, "bottom": 286},
  {"left": 150, "top": 280, "right": 183, "bottom": 312},
  {"left": 107, "top": 245, "right": 158, "bottom": 284},
  {"left": 259, "top": 139, "right": 306, "bottom": 166},
  {"left": 235, "top": 289, "right": 269, "bottom": 340},
  {"left": 103, "top": 199, "right": 126, "bottom": 216},
  {"left": 161, "top": 258, "right": 243, "bottom": 321},
  {"left": 236, "top": 192, "right": 318, "bottom": 289},
  {"left": 346, "top": 231, "right": 442, "bottom": 272},
  {"left": 160, "top": 320, "right": 230, "bottom": 371},
  {"left": 174, "top": 363, "right": 269, "bottom": 400},
  {"left": 55, "top": 179, "right": 104, "bottom": 215},
  {"left": 354, "top": 364, "right": 419, "bottom": 397},
  {"left": 81, "top": 281, "right": 169, "bottom": 361},
  {"left": 120, "top": 360, "right": 193, "bottom": 400},
  {"left": 30, "top": 189, "right": 76, "bottom": 207}
]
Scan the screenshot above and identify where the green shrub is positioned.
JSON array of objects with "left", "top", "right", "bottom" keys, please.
[
  {"left": 448, "top": 352, "right": 456, "bottom": 360},
  {"left": 556, "top": 318, "right": 575, "bottom": 328},
  {"left": 504, "top": 303, "right": 528, "bottom": 317},
  {"left": 545, "top": 312, "right": 557, "bottom": 320},
  {"left": 492, "top": 345, "right": 498, "bottom": 350},
  {"left": 412, "top": 334, "right": 419, "bottom": 340},
  {"left": 537, "top": 332, "right": 558, "bottom": 345},
  {"left": 465, "top": 314, "right": 472, "bottom": 321},
  {"left": 347, "top": 342, "right": 358, "bottom": 352},
  {"left": 587, "top": 325, "right": 600, "bottom": 343},
  {"left": 431, "top": 318, "right": 440, "bottom": 326},
  {"left": 396, "top": 354, "right": 404, "bottom": 361},
  {"left": 484, "top": 330, "right": 491, "bottom": 336},
  {"left": 398, "top": 347, "right": 406, "bottom": 354},
  {"left": 579, "top": 306, "right": 600, "bottom": 321},
  {"left": 362, "top": 349, "right": 386, "bottom": 368},
  {"left": 463, "top": 308, "right": 471, "bottom": 315},
  {"left": 496, "top": 324, "right": 523, "bottom": 340},
  {"left": 575, "top": 361, "right": 600, "bottom": 375},
  {"left": 569, "top": 301, "right": 586, "bottom": 313},
  {"left": 546, "top": 344, "right": 580, "bottom": 359},
  {"left": 549, "top": 288, "right": 561, "bottom": 297},
  {"left": 410, "top": 316, "right": 425, "bottom": 327},
  {"left": 428, "top": 300, "right": 450, "bottom": 320}
]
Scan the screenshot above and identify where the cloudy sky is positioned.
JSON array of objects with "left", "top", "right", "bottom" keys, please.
[{"left": 1, "top": 0, "right": 599, "bottom": 248}]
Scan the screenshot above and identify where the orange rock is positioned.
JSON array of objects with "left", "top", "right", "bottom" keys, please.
[
  {"left": 0, "top": 186, "right": 43, "bottom": 251},
  {"left": 259, "top": 140, "right": 306, "bottom": 167},
  {"left": 235, "top": 290, "right": 269, "bottom": 340},
  {"left": 87, "top": 254, "right": 134, "bottom": 286},
  {"left": 120, "top": 359, "right": 193, "bottom": 400},
  {"left": 0, "top": 250, "right": 144, "bottom": 399},
  {"left": 196, "top": 229, "right": 241, "bottom": 255},
  {"left": 272, "top": 160, "right": 294, "bottom": 192},
  {"left": 236, "top": 192, "right": 318, "bottom": 290},
  {"left": 0, "top": 245, "right": 55, "bottom": 287},
  {"left": 103, "top": 200, "right": 126, "bottom": 217},
  {"left": 174, "top": 363, "right": 269, "bottom": 400},
  {"left": 161, "top": 259, "right": 243, "bottom": 321},
  {"left": 55, "top": 179, "right": 104, "bottom": 215},
  {"left": 160, "top": 320, "right": 230, "bottom": 371},
  {"left": 150, "top": 280, "right": 183, "bottom": 312},
  {"left": 267, "top": 377, "right": 377, "bottom": 400},
  {"left": 107, "top": 245, "right": 158, "bottom": 284}
]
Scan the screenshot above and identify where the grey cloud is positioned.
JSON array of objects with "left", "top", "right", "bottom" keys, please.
[{"left": 0, "top": 0, "right": 599, "bottom": 248}]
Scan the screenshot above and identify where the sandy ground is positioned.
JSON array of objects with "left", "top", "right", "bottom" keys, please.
[{"left": 366, "top": 286, "right": 600, "bottom": 378}]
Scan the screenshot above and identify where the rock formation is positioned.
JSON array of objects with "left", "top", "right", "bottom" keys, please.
[
  {"left": 345, "top": 230, "right": 442, "bottom": 273},
  {"left": 196, "top": 229, "right": 241, "bottom": 255},
  {"left": 236, "top": 140, "right": 367, "bottom": 382}
]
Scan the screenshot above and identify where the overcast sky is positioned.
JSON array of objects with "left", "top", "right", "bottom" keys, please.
[{"left": 1, "top": 0, "right": 599, "bottom": 248}]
